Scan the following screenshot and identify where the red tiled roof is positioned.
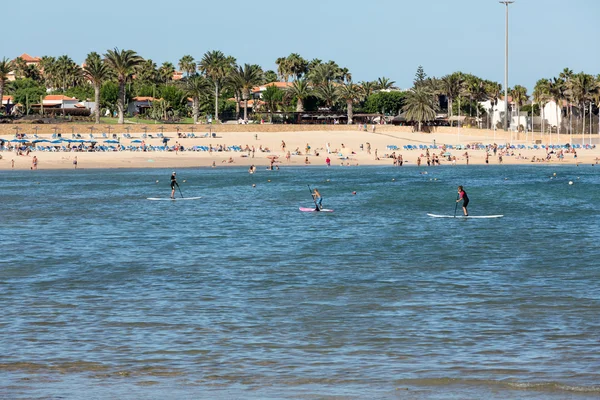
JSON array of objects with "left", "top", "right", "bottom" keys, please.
[
  {"left": 173, "top": 71, "right": 184, "bottom": 81},
  {"left": 252, "top": 81, "right": 293, "bottom": 93},
  {"left": 17, "top": 53, "right": 41, "bottom": 63},
  {"left": 44, "top": 95, "right": 78, "bottom": 101},
  {"left": 133, "top": 96, "right": 156, "bottom": 101}
]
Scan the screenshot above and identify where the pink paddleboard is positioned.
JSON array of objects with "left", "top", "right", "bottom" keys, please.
[{"left": 299, "top": 207, "right": 334, "bottom": 213}]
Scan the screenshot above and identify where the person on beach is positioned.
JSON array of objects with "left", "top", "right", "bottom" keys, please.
[
  {"left": 312, "top": 188, "right": 323, "bottom": 211},
  {"left": 32, "top": 156, "right": 38, "bottom": 170},
  {"left": 326, "top": 156, "right": 331, "bottom": 167},
  {"left": 456, "top": 186, "right": 469, "bottom": 216},
  {"left": 170, "top": 171, "right": 179, "bottom": 199},
  {"left": 73, "top": 156, "right": 78, "bottom": 169}
]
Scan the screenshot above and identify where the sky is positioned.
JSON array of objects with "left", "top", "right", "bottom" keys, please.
[{"left": 4, "top": 0, "right": 599, "bottom": 91}]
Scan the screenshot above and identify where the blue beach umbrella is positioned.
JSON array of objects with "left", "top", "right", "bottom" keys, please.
[
  {"left": 104, "top": 139, "right": 119, "bottom": 144},
  {"left": 10, "top": 139, "right": 28, "bottom": 143},
  {"left": 131, "top": 139, "right": 142, "bottom": 143},
  {"left": 51, "top": 139, "right": 63, "bottom": 144},
  {"left": 33, "top": 139, "right": 51, "bottom": 143}
]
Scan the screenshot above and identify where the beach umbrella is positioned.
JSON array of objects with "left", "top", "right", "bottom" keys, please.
[
  {"left": 10, "top": 139, "right": 27, "bottom": 143},
  {"left": 104, "top": 139, "right": 119, "bottom": 144},
  {"left": 131, "top": 139, "right": 142, "bottom": 143},
  {"left": 33, "top": 139, "right": 51, "bottom": 143},
  {"left": 51, "top": 139, "right": 62, "bottom": 144}
]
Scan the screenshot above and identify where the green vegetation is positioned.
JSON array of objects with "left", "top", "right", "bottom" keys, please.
[{"left": 2, "top": 49, "right": 599, "bottom": 133}]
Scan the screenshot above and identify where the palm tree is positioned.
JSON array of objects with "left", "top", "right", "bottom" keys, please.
[
  {"left": 309, "top": 63, "right": 338, "bottom": 86},
  {"left": 137, "top": 59, "right": 158, "bottom": 86},
  {"left": 509, "top": 85, "right": 528, "bottom": 132},
  {"left": 314, "top": 81, "right": 338, "bottom": 109},
  {"left": 199, "top": 50, "right": 233, "bottom": 122},
  {"left": 547, "top": 77, "right": 566, "bottom": 136},
  {"left": 275, "top": 57, "right": 290, "bottom": 82},
  {"left": 231, "top": 63, "right": 264, "bottom": 121},
  {"left": 104, "top": 48, "right": 144, "bottom": 124},
  {"left": 402, "top": 87, "right": 438, "bottom": 132},
  {"left": 178, "top": 55, "right": 196, "bottom": 77},
  {"left": 570, "top": 73, "right": 597, "bottom": 135},
  {"left": 339, "top": 67, "right": 352, "bottom": 83},
  {"left": 286, "top": 53, "right": 308, "bottom": 80},
  {"left": 484, "top": 81, "right": 502, "bottom": 129},
  {"left": 158, "top": 62, "right": 175, "bottom": 84},
  {"left": 337, "top": 82, "right": 363, "bottom": 124},
  {"left": 262, "top": 85, "right": 284, "bottom": 122},
  {"left": 83, "top": 52, "right": 110, "bottom": 124},
  {"left": 376, "top": 76, "right": 395, "bottom": 90},
  {"left": 286, "top": 79, "right": 311, "bottom": 112},
  {"left": 179, "top": 74, "right": 211, "bottom": 124},
  {"left": 40, "top": 56, "right": 58, "bottom": 90},
  {"left": 440, "top": 72, "right": 464, "bottom": 126},
  {"left": 533, "top": 78, "right": 550, "bottom": 135},
  {"left": 263, "top": 70, "right": 278, "bottom": 83},
  {"left": 0, "top": 58, "right": 13, "bottom": 114},
  {"left": 360, "top": 81, "right": 376, "bottom": 99}
]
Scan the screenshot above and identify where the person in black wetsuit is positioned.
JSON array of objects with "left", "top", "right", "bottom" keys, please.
[
  {"left": 170, "top": 172, "right": 179, "bottom": 199},
  {"left": 456, "top": 185, "right": 469, "bottom": 216}
]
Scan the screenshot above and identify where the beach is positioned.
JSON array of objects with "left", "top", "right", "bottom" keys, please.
[{"left": 2, "top": 125, "right": 599, "bottom": 170}]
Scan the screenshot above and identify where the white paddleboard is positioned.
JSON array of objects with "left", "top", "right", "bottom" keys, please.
[
  {"left": 147, "top": 197, "right": 202, "bottom": 201},
  {"left": 427, "top": 213, "right": 503, "bottom": 219}
]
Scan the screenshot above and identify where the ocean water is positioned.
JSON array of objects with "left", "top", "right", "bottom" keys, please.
[{"left": 1, "top": 165, "right": 600, "bottom": 400}]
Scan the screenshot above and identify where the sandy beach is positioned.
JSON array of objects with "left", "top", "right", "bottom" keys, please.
[{"left": 1, "top": 125, "right": 599, "bottom": 170}]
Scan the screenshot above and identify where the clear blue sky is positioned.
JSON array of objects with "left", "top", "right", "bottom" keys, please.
[{"left": 5, "top": 0, "right": 599, "bottom": 91}]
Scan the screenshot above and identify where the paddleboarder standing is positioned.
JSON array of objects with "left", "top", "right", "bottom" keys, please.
[
  {"left": 456, "top": 185, "right": 469, "bottom": 216},
  {"left": 312, "top": 188, "right": 323, "bottom": 211},
  {"left": 170, "top": 172, "right": 179, "bottom": 199}
]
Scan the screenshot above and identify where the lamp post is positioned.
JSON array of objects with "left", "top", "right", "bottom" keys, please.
[{"left": 500, "top": 1, "right": 514, "bottom": 134}]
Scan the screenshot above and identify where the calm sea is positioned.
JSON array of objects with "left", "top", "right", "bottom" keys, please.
[{"left": 1, "top": 165, "right": 600, "bottom": 399}]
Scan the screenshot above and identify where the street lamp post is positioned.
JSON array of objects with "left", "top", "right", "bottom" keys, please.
[{"left": 500, "top": 1, "right": 514, "bottom": 135}]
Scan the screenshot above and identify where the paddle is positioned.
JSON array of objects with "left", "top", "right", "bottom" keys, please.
[
  {"left": 177, "top": 182, "right": 184, "bottom": 199},
  {"left": 454, "top": 193, "right": 459, "bottom": 218},
  {"left": 307, "top": 184, "right": 320, "bottom": 211}
]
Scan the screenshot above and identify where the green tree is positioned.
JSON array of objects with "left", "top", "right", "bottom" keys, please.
[
  {"left": 439, "top": 72, "right": 464, "bottom": 126},
  {"left": 261, "top": 84, "right": 284, "bottom": 122},
  {"left": 199, "top": 50, "right": 235, "bottom": 122},
  {"left": 314, "top": 81, "right": 338, "bottom": 109},
  {"left": 158, "top": 62, "right": 175, "bottom": 84},
  {"left": 178, "top": 55, "right": 196, "bottom": 77},
  {"left": 402, "top": 87, "right": 438, "bottom": 132},
  {"left": 509, "top": 85, "right": 529, "bottom": 131},
  {"left": 100, "top": 81, "right": 121, "bottom": 116},
  {"left": 286, "top": 79, "right": 311, "bottom": 112},
  {"left": 104, "top": 48, "right": 144, "bottom": 124},
  {"left": 0, "top": 58, "right": 13, "bottom": 114},
  {"left": 363, "top": 91, "right": 406, "bottom": 115},
  {"left": 83, "top": 52, "right": 111, "bottom": 124},
  {"left": 231, "top": 63, "right": 263, "bottom": 121},
  {"left": 179, "top": 74, "right": 211, "bottom": 124},
  {"left": 413, "top": 65, "right": 427, "bottom": 89},
  {"left": 359, "top": 81, "right": 377, "bottom": 99},
  {"left": 7, "top": 78, "right": 46, "bottom": 115},
  {"left": 570, "top": 72, "right": 598, "bottom": 134},
  {"left": 263, "top": 70, "right": 278, "bottom": 83},
  {"left": 337, "top": 82, "right": 363, "bottom": 124},
  {"left": 547, "top": 78, "right": 566, "bottom": 135},
  {"left": 286, "top": 53, "right": 308, "bottom": 80},
  {"left": 376, "top": 76, "right": 395, "bottom": 90}
]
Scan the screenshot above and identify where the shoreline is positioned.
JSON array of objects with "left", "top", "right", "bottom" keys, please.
[{"left": 2, "top": 128, "right": 598, "bottom": 170}]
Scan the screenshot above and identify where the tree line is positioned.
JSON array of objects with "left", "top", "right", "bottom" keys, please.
[{"left": 1, "top": 51, "right": 598, "bottom": 132}]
